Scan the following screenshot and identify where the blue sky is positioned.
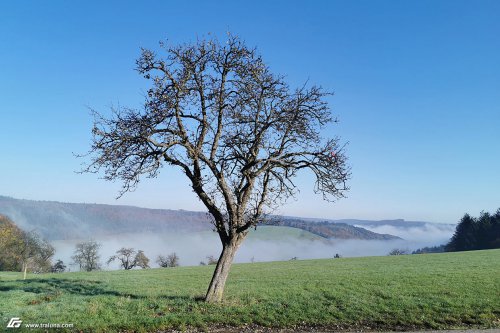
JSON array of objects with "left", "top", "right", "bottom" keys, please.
[{"left": 0, "top": 0, "right": 498, "bottom": 223}]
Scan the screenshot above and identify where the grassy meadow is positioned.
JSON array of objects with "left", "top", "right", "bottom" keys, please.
[{"left": 0, "top": 249, "right": 499, "bottom": 332}]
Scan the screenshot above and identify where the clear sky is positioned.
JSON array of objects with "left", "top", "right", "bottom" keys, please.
[{"left": 0, "top": 0, "right": 498, "bottom": 223}]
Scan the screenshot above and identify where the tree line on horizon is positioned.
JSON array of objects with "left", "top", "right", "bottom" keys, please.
[
  {"left": 402, "top": 209, "right": 500, "bottom": 255},
  {"left": 445, "top": 209, "right": 500, "bottom": 252}
]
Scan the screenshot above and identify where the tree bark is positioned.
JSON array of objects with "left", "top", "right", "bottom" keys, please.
[
  {"left": 205, "top": 236, "right": 243, "bottom": 303},
  {"left": 23, "top": 262, "right": 27, "bottom": 280}
]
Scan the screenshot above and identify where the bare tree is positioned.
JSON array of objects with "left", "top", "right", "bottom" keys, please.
[
  {"left": 388, "top": 248, "right": 409, "bottom": 256},
  {"left": 108, "top": 248, "right": 150, "bottom": 269},
  {"left": 206, "top": 255, "right": 218, "bottom": 265},
  {"left": 72, "top": 240, "right": 101, "bottom": 272},
  {"left": 156, "top": 255, "right": 169, "bottom": 268},
  {"left": 16, "top": 231, "right": 55, "bottom": 279},
  {"left": 83, "top": 35, "right": 349, "bottom": 302},
  {"left": 107, "top": 247, "right": 136, "bottom": 270},
  {"left": 135, "top": 250, "right": 150, "bottom": 269},
  {"left": 156, "top": 252, "right": 179, "bottom": 268},
  {"left": 30, "top": 235, "right": 55, "bottom": 274}
]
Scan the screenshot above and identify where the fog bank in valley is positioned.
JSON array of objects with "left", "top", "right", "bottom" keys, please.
[
  {"left": 356, "top": 223, "right": 455, "bottom": 245},
  {"left": 52, "top": 223, "right": 455, "bottom": 271},
  {"left": 0, "top": 196, "right": 457, "bottom": 270}
]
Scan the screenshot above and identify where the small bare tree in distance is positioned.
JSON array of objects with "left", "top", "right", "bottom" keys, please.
[
  {"left": 135, "top": 250, "right": 150, "bottom": 269},
  {"left": 388, "top": 248, "right": 409, "bottom": 256},
  {"left": 156, "top": 252, "right": 179, "bottom": 268},
  {"left": 206, "top": 255, "right": 218, "bottom": 265},
  {"left": 83, "top": 34, "right": 349, "bottom": 302},
  {"left": 108, "top": 248, "right": 151, "bottom": 269}
]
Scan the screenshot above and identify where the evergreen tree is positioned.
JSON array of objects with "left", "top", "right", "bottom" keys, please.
[
  {"left": 446, "top": 209, "right": 500, "bottom": 252},
  {"left": 446, "top": 214, "right": 476, "bottom": 251},
  {"left": 491, "top": 209, "right": 500, "bottom": 248},
  {"left": 476, "top": 212, "right": 492, "bottom": 249}
]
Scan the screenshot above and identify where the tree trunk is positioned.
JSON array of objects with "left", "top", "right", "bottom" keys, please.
[
  {"left": 204, "top": 237, "right": 243, "bottom": 303},
  {"left": 23, "top": 262, "right": 27, "bottom": 280}
]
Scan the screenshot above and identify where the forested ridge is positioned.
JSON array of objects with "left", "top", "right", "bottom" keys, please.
[{"left": 0, "top": 196, "right": 404, "bottom": 241}]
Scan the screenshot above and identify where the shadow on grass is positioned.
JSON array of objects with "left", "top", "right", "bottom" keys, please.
[
  {"left": 0, "top": 278, "right": 135, "bottom": 297},
  {"left": 0, "top": 278, "right": 196, "bottom": 302}
]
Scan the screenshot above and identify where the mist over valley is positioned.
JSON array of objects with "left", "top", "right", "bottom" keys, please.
[{"left": 0, "top": 195, "right": 456, "bottom": 269}]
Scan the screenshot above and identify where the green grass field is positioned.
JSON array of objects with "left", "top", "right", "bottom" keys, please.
[{"left": 1, "top": 249, "right": 499, "bottom": 332}]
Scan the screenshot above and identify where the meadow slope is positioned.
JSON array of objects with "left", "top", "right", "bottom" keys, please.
[{"left": 0, "top": 250, "right": 499, "bottom": 332}]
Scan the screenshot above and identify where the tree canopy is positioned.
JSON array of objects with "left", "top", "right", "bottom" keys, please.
[
  {"left": 0, "top": 215, "right": 55, "bottom": 277},
  {"left": 0, "top": 215, "right": 23, "bottom": 271},
  {"left": 72, "top": 240, "right": 102, "bottom": 272},
  {"left": 83, "top": 35, "right": 349, "bottom": 302},
  {"left": 446, "top": 209, "right": 500, "bottom": 252},
  {"left": 107, "top": 247, "right": 150, "bottom": 269}
]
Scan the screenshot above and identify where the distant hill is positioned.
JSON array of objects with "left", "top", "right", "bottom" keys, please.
[
  {"left": 0, "top": 195, "right": 404, "bottom": 241},
  {"left": 266, "top": 219, "right": 400, "bottom": 240},
  {"left": 337, "top": 218, "right": 450, "bottom": 228},
  {"left": 0, "top": 196, "right": 210, "bottom": 240},
  {"left": 337, "top": 219, "right": 431, "bottom": 227},
  {"left": 289, "top": 216, "right": 453, "bottom": 229}
]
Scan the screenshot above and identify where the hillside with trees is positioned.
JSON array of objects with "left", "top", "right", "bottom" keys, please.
[
  {"left": 0, "top": 196, "right": 403, "bottom": 241},
  {"left": 266, "top": 219, "right": 400, "bottom": 240},
  {"left": 446, "top": 209, "right": 500, "bottom": 252},
  {"left": 0, "top": 195, "right": 211, "bottom": 240},
  {"left": 0, "top": 214, "right": 54, "bottom": 276}
]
